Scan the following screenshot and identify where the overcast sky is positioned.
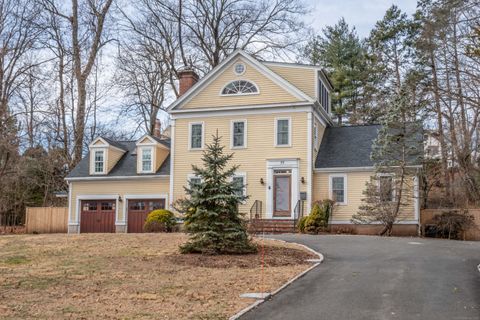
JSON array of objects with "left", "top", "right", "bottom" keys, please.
[{"left": 305, "top": 0, "right": 418, "bottom": 37}]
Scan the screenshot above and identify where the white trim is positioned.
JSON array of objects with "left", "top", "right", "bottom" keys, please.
[
  {"left": 135, "top": 135, "right": 156, "bottom": 145},
  {"left": 266, "top": 159, "right": 299, "bottom": 219},
  {"left": 65, "top": 175, "right": 169, "bottom": 182},
  {"left": 314, "top": 165, "right": 422, "bottom": 172},
  {"left": 90, "top": 148, "right": 107, "bottom": 175},
  {"left": 187, "top": 173, "right": 201, "bottom": 182},
  {"left": 329, "top": 174, "right": 347, "bottom": 205},
  {"left": 188, "top": 121, "right": 205, "bottom": 150},
  {"left": 138, "top": 146, "right": 154, "bottom": 174},
  {"left": 172, "top": 104, "right": 313, "bottom": 119},
  {"left": 169, "top": 119, "right": 176, "bottom": 209},
  {"left": 89, "top": 137, "right": 126, "bottom": 153},
  {"left": 262, "top": 61, "right": 324, "bottom": 71},
  {"left": 167, "top": 50, "right": 313, "bottom": 111},
  {"left": 307, "top": 112, "right": 313, "bottom": 214},
  {"left": 274, "top": 117, "right": 292, "bottom": 147},
  {"left": 232, "top": 172, "right": 247, "bottom": 202},
  {"left": 377, "top": 172, "right": 396, "bottom": 202},
  {"left": 330, "top": 220, "right": 419, "bottom": 225},
  {"left": 67, "top": 182, "right": 73, "bottom": 224},
  {"left": 233, "top": 62, "right": 246, "bottom": 75},
  {"left": 230, "top": 119, "right": 247, "bottom": 149},
  {"left": 315, "top": 166, "right": 375, "bottom": 173},
  {"left": 219, "top": 79, "right": 260, "bottom": 96},
  {"left": 313, "top": 101, "right": 334, "bottom": 126},
  {"left": 414, "top": 175, "right": 420, "bottom": 222},
  {"left": 122, "top": 193, "right": 169, "bottom": 227},
  {"left": 170, "top": 101, "right": 313, "bottom": 115},
  {"left": 74, "top": 194, "right": 120, "bottom": 231}
]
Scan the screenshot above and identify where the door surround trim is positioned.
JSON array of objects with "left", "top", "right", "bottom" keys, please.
[{"left": 266, "top": 159, "right": 299, "bottom": 219}]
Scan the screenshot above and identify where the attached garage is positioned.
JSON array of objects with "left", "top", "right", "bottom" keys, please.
[
  {"left": 80, "top": 200, "right": 116, "bottom": 233},
  {"left": 127, "top": 198, "right": 166, "bottom": 233}
]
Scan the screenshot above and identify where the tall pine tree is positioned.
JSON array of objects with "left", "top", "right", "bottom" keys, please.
[
  {"left": 302, "top": 18, "right": 368, "bottom": 124},
  {"left": 177, "top": 133, "right": 256, "bottom": 254}
]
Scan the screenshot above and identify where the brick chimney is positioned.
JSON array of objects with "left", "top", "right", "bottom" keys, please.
[
  {"left": 154, "top": 119, "right": 161, "bottom": 138},
  {"left": 178, "top": 68, "right": 199, "bottom": 96}
]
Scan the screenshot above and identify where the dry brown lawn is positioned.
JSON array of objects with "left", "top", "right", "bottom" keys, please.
[{"left": 0, "top": 233, "right": 316, "bottom": 319}]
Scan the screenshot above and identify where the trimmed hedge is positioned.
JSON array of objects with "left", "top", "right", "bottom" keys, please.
[{"left": 143, "top": 209, "right": 177, "bottom": 232}]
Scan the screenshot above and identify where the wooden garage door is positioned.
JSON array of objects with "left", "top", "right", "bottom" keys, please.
[
  {"left": 80, "top": 200, "right": 115, "bottom": 233},
  {"left": 127, "top": 199, "right": 166, "bottom": 233}
]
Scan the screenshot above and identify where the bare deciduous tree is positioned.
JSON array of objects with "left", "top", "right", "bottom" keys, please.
[{"left": 41, "top": 0, "right": 114, "bottom": 166}]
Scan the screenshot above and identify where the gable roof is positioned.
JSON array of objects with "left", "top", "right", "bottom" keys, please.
[
  {"left": 136, "top": 134, "right": 170, "bottom": 149},
  {"left": 66, "top": 139, "right": 170, "bottom": 179},
  {"left": 89, "top": 136, "right": 128, "bottom": 151},
  {"left": 168, "top": 49, "right": 314, "bottom": 112},
  {"left": 315, "top": 124, "right": 423, "bottom": 169}
]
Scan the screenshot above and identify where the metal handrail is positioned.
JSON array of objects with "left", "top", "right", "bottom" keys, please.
[
  {"left": 293, "top": 199, "right": 305, "bottom": 232},
  {"left": 249, "top": 200, "right": 262, "bottom": 220}
]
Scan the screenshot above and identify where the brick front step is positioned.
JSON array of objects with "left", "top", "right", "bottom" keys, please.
[{"left": 248, "top": 219, "right": 298, "bottom": 234}]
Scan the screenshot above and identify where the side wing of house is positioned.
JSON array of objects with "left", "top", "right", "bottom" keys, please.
[
  {"left": 66, "top": 136, "right": 170, "bottom": 234},
  {"left": 313, "top": 125, "right": 421, "bottom": 236}
]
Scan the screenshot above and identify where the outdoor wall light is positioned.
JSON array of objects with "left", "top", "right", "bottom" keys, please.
[
  {"left": 260, "top": 178, "right": 264, "bottom": 185},
  {"left": 301, "top": 177, "right": 305, "bottom": 184},
  {"left": 118, "top": 196, "right": 122, "bottom": 202}
]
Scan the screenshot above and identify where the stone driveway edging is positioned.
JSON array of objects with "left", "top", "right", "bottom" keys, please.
[{"left": 229, "top": 237, "right": 324, "bottom": 320}]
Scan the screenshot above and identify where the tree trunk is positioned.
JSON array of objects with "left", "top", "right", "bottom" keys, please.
[{"left": 430, "top": 53, "right": 451, "bottom": 199}]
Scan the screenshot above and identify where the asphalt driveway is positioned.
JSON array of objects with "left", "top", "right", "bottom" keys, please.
[{"left": 241, "top": 235, "right": 480, "bottom": 320}]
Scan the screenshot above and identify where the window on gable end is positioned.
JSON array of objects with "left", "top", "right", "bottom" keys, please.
[{"left": 221, "top": 80, "right": 258, "bottom": 95}]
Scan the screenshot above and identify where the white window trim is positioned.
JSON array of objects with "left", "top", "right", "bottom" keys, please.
[
  {"left": 233, "top": 63, "right": 246, "bottom": 75},
  {"left": 274, "top": 117, "right": 292, "bottom": 147},
  {"left": 377, "top": 173, "right": 396, "bottom": 202},
  {"left": 329, "top": 174, "right": 347, "bottom": 205},
  {"left": 219, "top": 79, "right": 260, "bottom": 96},
  {"left": 187, "top": 173, "right": 202, "bottom": 185},
  {"left": 139, "top": 146, "right": 154, "bottom": 173},
  {"left": 188, "top": 121, "right": 204, "bottom": 150},
  {"left": 90, "top": 148, "right": 107, "bottom": 175},
  {"left": 230, "top": 119, "right": 247, "bottom": 149},
  {"left": 232, "top": 172, "right": 247, "bottom": 201}
]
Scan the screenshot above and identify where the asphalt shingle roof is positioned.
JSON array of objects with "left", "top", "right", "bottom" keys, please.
[
  {"left": 67, "top": 139, "right": 170, "bottom": 178},
  {"left": 315, "top": 124, "right": 423, "bottom": 169}
]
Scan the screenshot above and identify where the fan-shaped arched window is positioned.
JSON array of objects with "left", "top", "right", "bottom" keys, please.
[{"left": 221, "top": 80, "right": 258, "bottom": 95}]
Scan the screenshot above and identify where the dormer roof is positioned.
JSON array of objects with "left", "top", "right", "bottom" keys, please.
[
  {"left": 89, "top": 136, "right": 127, "bottom": 152},
  {"left": 66, "top": 139, "right": 170, "bottom": 180}
]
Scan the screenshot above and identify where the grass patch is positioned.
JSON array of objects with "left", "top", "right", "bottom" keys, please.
[
  {"left": 0, "top": 233, "right": 315, "bottom": 319},
  {"left": 3, "top": 255, "right": 29, "bottom": 265}
]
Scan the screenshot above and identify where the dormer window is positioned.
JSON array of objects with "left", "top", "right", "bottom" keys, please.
[
  {"left": 221, "top": 80, "right": 258, "bottom": 95},
  {"left": 141, "top": 147, "right": 153, "bottom": 173},
  {"left": 94, "top": 150, "right": 105, "bottom": 174}
]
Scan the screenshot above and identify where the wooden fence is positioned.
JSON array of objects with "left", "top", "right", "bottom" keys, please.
[
  {"left": 421, "top": 209, "right": 480, "bottom": 241},
  {"left": 25, "top": 207, "right": 68, "bottom": 234}
]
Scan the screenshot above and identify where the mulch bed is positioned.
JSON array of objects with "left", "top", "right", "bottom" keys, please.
[{"left": 167, "top": 245, "right": 316, "bottom": 269}]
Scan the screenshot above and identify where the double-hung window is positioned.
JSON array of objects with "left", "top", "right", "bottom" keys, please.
[
  {"left": 330, "top": 175, "right": 346, "bottom": 205},
  {"left": 232, "top": 175, "right": 246, "bottom": 197},
  {"left": 189, "top": 176, "right": 201, "bottom": 188},
  {"left": 190, "top": 123, "right": 203, "bottom": 149},
  {"left": 276, "top": 118, "right": 290, "bottom": 146},
  {"left": 379, "top": 175, "right": 394, "bottom": 202},
  {"left": 141, "top": 148, "right": 153, "bottom": 172},
  {"left": 232, "top": 120, "right": 246, "bottom": 148},
  {"left": 94, "top": 150, "right": 105, "bottom": 174}
]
